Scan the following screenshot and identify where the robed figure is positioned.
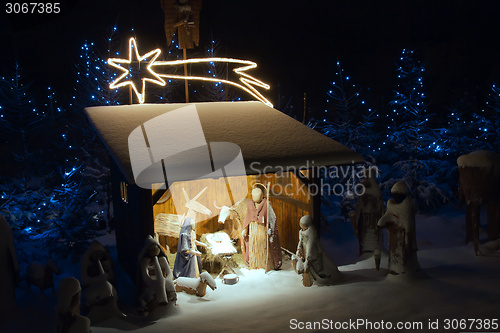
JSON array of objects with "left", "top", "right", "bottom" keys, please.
[
  {"left": 293, "top": 215, "right": 342, "bottom": 286},
  {"left": 174, "top": 217, "right": 204, "bottom": 279},
  {"left": 241, "top": 188, "right": 282, "bottom": 270}
]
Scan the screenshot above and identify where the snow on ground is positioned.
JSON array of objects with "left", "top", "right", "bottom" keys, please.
[{"left": 1, "top": 205, "right": 499, "bottom": 333}]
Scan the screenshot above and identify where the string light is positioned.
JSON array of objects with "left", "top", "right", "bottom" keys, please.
[{"left": 108, "top": 37, "right": 272, "bottom": 106}]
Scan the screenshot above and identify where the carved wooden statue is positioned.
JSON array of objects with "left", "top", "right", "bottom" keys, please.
[
  {"left": 161, "top": 0, "right": 202, "bottom": 49},
  {"left": 292, "top": 215, "right": 342, "bottom": 286},
  {"left": 378, "top": 181, "right": 419, "bottom": 275},
  {"left": 224, "top": 187, "right": 282, "bottom": 271},
  {"left": 175, "top": 271, "right": 216, "bottom": 297},
  {"left": 137, "top": 236, "right": 177, "bottom": 314},
  {"left": 457, "top": 150, "right": 500, "bottom": 255}
]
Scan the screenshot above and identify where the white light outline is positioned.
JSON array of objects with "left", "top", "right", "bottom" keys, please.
[
  {"left": 107, "top": 38, "right": 165, "bottom": 104},
  {"left": 108, "top": 37, "right": 272, "bottom": 107}
]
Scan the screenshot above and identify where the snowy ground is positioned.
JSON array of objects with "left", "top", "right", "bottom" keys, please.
[{"left": 2, "top": 205, "right": 499, "bottom": 333}]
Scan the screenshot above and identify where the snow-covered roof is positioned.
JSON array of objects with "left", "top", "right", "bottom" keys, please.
[{"left": 85, "top": 101, "right": 364, "bottom": 185}]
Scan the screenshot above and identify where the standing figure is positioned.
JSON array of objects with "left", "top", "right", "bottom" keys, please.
[
  {"left": 137, "top": 236, "right": 177, "bottom": 313},
  {"left": 56, "top": 277, "right": 91, "bottom": 333},
  {"left": 349, "top": 169, "right": 384, "bottom": 254},
  {"left": 242, "top": 187, "right": 282, "bottom": 271},
  {"left": 173, "top": 217, "right": 207, "bottom": 279},
  {"left": 378, "top": 181, "right": 419, "bottom": 275},
  {"left": 0, "top": 214, "right": 20, "bottom": 314},
  {"left": 161, "top": 0, "right": 202, "bottom": 49},
  {"left": 292, "top": 215, "right": 342, "bottom": 286}
]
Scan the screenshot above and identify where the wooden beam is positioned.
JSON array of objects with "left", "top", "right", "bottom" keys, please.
[{"left": 152, "top": 188, "right": 168, "bottom": 206}]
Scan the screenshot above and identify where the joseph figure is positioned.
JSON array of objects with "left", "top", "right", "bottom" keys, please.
[{"left": 242, "top": 188, "right": 282, "bottom": 271}]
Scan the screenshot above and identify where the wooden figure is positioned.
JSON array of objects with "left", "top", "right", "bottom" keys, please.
[
  {"left": 161, "top": 0, "right": 202, "bottom": 49},
  {"left": 173, "top": 217, "right": 207, "bottom": 279},
  {"left": 137, "top": 236, "right": 177, "bottom": 313},
  {"left": 227, "top": 184, "right": 282, "bottom": 271},
  {"left": 161, "top": 0, "right": 203, "bottom": 102},
  {"left": 173, "top": 187, "right": 210, "bottom": 279},
  {"left": 175, "top": 271, "right": 216, "bottom": 297},
  {"left": 378, "top": 181, "right": 419, "bottom": 275},
  {"left": 292, "top": 215, "right": 342, "bottom": 286}
]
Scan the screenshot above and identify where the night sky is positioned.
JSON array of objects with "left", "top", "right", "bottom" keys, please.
[{"left": 2, "top": 0, "right": 500, "bottom": 115}]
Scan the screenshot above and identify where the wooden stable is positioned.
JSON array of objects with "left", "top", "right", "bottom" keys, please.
[
  {"left": 153, "top": 172, "right": 312, "bottom": 255},
  {"left": 85, "top": 101, "right": 364, "bottom": 282}
]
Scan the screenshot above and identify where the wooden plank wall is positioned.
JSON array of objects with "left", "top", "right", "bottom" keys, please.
[{"left": 153, "top": 172, "right": 311, "bottom": 253}]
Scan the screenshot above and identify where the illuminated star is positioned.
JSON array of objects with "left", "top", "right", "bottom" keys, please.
[{"left": 108, "top": 38, "right": 165, "bottom": 104}]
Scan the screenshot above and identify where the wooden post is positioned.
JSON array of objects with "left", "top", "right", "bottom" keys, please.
[
  {"left": 129, "top": 85, "right": 133, "bottom": 105},
  {"left": 183, "top": 48, "right": 189, "bottom": 103}
]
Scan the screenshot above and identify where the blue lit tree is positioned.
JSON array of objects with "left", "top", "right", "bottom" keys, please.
[
  {"left": 73, "top": 26, "right": 124, "bottom": 108},
  {"left": 151, "top": 32, "right": 184, "bottom": 103},
  {"left": 481, "top": 83, "right": 500, "bottom": 149},
  {"left": 436, "top": 103, "right": 487, "bottom": 157},
  {"left": 387, "top": 49, "right": 433, "bottom": 157},
  {"left": 190, "top": 39, "right": 242, "bottom": 103},
  {"left": 319, "top": 60, "right": 378, "bottom": 160},
  {"left": 384, "top": 49, "right": 449, "bottom": 211},
  {"left": 1, "top": 160, "right": 100, "bottom": 257},
  {"left": 0, "top": 62, "right": 45, "bottom": 154},
  {"left": 316, "top": 61, "right": 379, "bottom": 219}
]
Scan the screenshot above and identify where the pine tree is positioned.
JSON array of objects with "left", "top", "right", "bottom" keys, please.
[
  {"left": 0, "top": 62, "right": 45, "bottom": 153},
  {"left": 73, "top": 27, "right": 124, "bottom": 108},
  {"left": 191, "top": 39, "right": 242, "bottom": 102},
  {"left": 437, "top": 103, "right": 486, "bottom": 157},
  {"left": 315, "top": 61, "right": 379, "bottom": 218},
  {"left": 387, "top": 49, "right": 433, "bottom": 158},
  {"left": 384, "top": 49, "right": 449, "bottom": 211},
  {"left": 482, "top": 83, "right": 500, "bottom": 149},
  {"left": 319, "top": 60, "right": 378, "bottom": 159}
]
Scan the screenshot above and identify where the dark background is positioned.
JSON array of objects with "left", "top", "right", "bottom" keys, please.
[{"left": 1, "top": 0, "right": 500, "bottom": 115}]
